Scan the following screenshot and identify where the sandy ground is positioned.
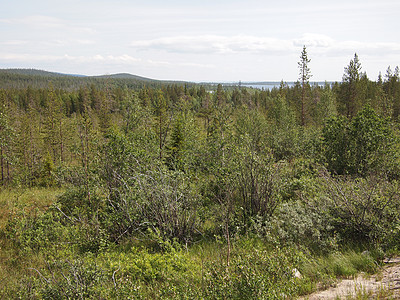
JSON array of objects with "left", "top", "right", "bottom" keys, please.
[{"left": 300, "top": 258, "right": 400, "bottom": 299}]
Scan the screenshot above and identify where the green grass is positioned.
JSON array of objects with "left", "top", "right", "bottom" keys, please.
[
  {"left": 344, "top": 283, "right": 395, "bottom": 299},
  {"left": 0, "top": 187, "right": 63, "bottom": 297},
  {"left": 0, "top": 187, "right": 389, "bottom": 299},
  {"left": 0, "top": 187, "right": 63, "bottom": 229},
  {"left": 301, "top": 251, "right": 378, "bottom": 280}
]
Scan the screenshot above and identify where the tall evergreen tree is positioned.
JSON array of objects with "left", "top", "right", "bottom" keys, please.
[
  {"left": 341, "top": 53, "right": 362, "bottom": 118},
  {"left": 152, "top": 90, "right": 171, "bottom": 160},
  {"left": 384, "top": 65, "right": 400, "bottom": 119},
  {"left": 0, "top": 91, "right": 14, "bottom": 184},
  {"left": 298, "top": 45, "right": 312, "bottom": 126}
]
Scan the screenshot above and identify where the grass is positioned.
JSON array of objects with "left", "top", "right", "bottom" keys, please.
[
  {"left": 301, "top": 251, "right": 378, "bottom": 279},
  {"left": 0, "top": 186, "right": 63, "bottom": 229},
  {"left": 343, "top": 283, "right": 395, "bottom": 299},
  {"left": 296, "top": 250, "right": 381, "bottom": 298},
  {"left": 0, "top": 186, "right": 392, "bottom": 299},
  {"left": 0, "top": 186, "right": 63, "bottom": 297}
]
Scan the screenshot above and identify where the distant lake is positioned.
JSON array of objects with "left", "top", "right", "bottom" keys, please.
[
  {"left": 239, "top": 82, "right": 332, "bottom": 90},
  {"left": 241, "top": 83, "right": 292, "bottom": 90}
]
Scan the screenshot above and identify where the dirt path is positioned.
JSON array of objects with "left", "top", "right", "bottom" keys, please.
[{"left": 300, "top": 258, "right": 400, "bottom": 299}]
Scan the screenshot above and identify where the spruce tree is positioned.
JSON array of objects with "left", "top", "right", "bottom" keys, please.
[
  {"left": 341, "top": 53, "right": 362, "bottom": 118},
  {"left": 298, "top": 45, "right": 312, "bottom": 126}
]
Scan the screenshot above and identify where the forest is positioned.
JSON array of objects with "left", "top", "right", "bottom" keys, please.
[{"left": 0, "top": 52, "right": 400, "bottom": 299}]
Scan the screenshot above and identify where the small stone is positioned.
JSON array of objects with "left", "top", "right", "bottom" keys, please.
[{"left": 293, "top": 268, "right": 302, "bottom": 279}]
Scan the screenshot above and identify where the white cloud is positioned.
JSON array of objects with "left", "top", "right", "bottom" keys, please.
[
  {"left": 130, "top": 34, "right": 400, "bottom": 58},
  {"left": 0, "top": 53, "right": 143, "bottom": 64},
  {"left": 294, "top": 33, "right": 335, "bottom": 48},
  {"left": 107, "top": 54, "right": 141, "bottom": 63},
  {"left": 0, "top": 53, "right": 204, "bottom": 69},
  {"left": 179, "top": 62, "right": 214, "bottom": 69},
  {"left": 131, "top": 35, "right": 295, "bottom": 54},
  {"left": 0, "top": 53, "right": 61, "bottom": 62},
  {"left": 0, "top": 15, "right": 96, "bottom": 34},
  {"left": 1, "top": 40, "right": 29, "bottom": 46}
]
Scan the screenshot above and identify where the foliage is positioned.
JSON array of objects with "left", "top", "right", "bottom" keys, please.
[
  {"left": 320, "top": 170, "right": 400, "bottom": 246},
  {"left": 203, "top": 244, "right": 301, "bottom": 299},
  {"left": 340, "top": 53, "right": 364, "bottom": 118},
  {"left": 234, "top": 138, "right": 285, "bottom": 220},
  {"left": 1, "top": 58, "right": 400, "bottom": 299},
  {"left": 322, "top": 105, "right": 398, "bottom": 176},
  {"left": 298, "top": 45, "right": 312, "bottom": 126},
  {"left": 268, "top": 200, "right": 337, "bottom": 253}
]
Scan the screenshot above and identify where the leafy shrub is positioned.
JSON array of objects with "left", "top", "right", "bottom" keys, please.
[
  {"left": 268, "top": 200, "right": 337, "bottom": 253},
  {"left": 104, "top": 166, "right": 201, "bottom": 244},
  {"left": 234, "top": 144, "right": 285, "bottom": 219},
  {"left": 11, "top": 259, "right": 106, "bottom": 300},
  {"left": 320, "top": 171, "right": 400, "bottom": 247},
  {"left": 203, "top": 243, "right": 302, "bottom": 299},
  {"left": 4, "top": 207, "right": 66, "bottom": 254},
  {"left": 322, "top": 105, "right": 398, "bottom": 176}
]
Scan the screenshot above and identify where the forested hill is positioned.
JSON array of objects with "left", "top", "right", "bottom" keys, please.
[
  {"left": 0, "top": 69, "right": 78, "bottom": 77},
  {"left": 0, "top": 68, "right": 190, "bottom": 90}
]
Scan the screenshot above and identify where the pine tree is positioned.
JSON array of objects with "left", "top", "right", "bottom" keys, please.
[
  {"left": 166, "top": 113, "right": 185, "bottom": 170},
  {"left": 152, "top": 90, "right": 171, "bottom": 160},
  {"left": 0, "top": 92, "right": 14, "bottom": 184},
  {"left": 298, "top": 45, "right": 312, "bottom": 126},
  {"left": 341, "top": 53, "right": 362, "bottom": 118},
  {"left": 384, "top": 65, "right": 400, "bottom": 119}
]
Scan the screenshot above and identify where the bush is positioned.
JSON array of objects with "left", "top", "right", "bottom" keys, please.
[
  {"left": 322, "top": 105, "right": 398, "bottom": 176},
  {"left": 268, "top": 200, "right": 337, "bottom": 253},
  {"left": 103, "top": 166, "right": 201, "bottom": 244},
  {"left": 203, "top": 242, "right": 302, "bottom": 299},
  {"left": 4, "top": 207, "right": 66, "bottom": 254},
  {"left": 10, "top": 258, "right": 106, "bottom": 300},
  {"left": 320, "top": 171, "right": 400, "bottom": 247}
]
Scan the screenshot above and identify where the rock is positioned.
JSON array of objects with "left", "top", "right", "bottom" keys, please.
[{"left": 293, "top": 268, "right": 302, "bottom": 279}]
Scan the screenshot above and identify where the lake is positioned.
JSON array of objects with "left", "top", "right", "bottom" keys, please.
[{"left": 240, "top": 82, "right": 332, "bottom": 90}]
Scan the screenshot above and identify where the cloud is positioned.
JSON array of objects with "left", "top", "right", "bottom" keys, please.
[
  {"left": 0, "top": 53, "right": 142, "bottom": 64},
  {"left": 1, "top": 40, "right": 29, "bottom": 46},
  {"left": 131, "top": 34, "right": 400, "bottom": 57},
  {"left": 179, "top": 62, "right": 214, "bottom": 68},
  {"left": 294, "top": 33, "right": 335, "bottom": 48},
  {"left": 0, "top": 52, "right": 210, "bottom": 69},
  {"left": 131, "top": 35, "right": 294, "bottom": 54},
  {"left": 0, "top": 15, "right": 96, "bottom": 34},
  {"left": 0, "top": 15, "right": 65, "bottom": 29},
  {"left": 0, "top": 53, "right": 61, "bottom": 62}
]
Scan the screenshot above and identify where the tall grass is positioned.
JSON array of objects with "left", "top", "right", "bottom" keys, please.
[
  {"left": 0, "top": 187, "right": 62, "bottom": 297},
  {"left": 0, "top": 187, "right": 63, "bottom": 229}
]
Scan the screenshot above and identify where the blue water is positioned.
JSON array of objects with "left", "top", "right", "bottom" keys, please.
[
  {"left": 242, "top": 83, "right": 292, "bottom": 90},
  {"left": 241, "top": 82, "right": 331, "bottom": 90}
]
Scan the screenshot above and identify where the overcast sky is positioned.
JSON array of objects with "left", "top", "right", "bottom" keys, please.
[{"left": 1, "top": 0, "right": 399, "bottom": 82}]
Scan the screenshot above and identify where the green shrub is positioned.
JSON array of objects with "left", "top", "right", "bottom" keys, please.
[
  {"left": 321, "top": 172, "right": 400, "bottom": 247},
  {"left": 16, "top": 259, "right": 106, "bottom": 300},
  {"left": 322, "top": 105, "right": 398, "bottom": 176},
  {"left": 203, "top": 243, "right": 302, "bottom": 299},
  {"left": 268, "top": 200, "right": 337, "bottom": 253},
  {"left": 4, "top": 207, "right": 66, "bottom": 254}
]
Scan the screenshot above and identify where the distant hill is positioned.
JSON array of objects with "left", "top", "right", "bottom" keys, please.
[
  {"left": 0, "top": 68, "right": 190, "bottom": 90},
  {"left": 0, "top": 68, "right": 76, "bottom": 77},
  {"left": 0, "top": 69, "right": 156, "bottom": 80},
  {"left": 95, "top": 73, "right": 155, "bottom": 81}
]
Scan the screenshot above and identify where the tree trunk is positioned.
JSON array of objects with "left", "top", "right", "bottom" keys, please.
[
  {"left": 59, "top": 119, "right": 64, "bottom": 163},
  {"left": 0, "top": 147, "right": 3, "bottom": 184}
]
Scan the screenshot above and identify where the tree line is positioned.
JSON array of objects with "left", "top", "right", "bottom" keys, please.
[
  {"left": 0, "top": 53, "right": 399, "bottom": 187},
  {"left": 1, "top": 51, "right": 400, "bottom": 298}
]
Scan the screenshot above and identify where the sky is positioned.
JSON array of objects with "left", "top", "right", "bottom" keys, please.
[{"left": 1, "top": 0, "right": 399, "bottom": 82}]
